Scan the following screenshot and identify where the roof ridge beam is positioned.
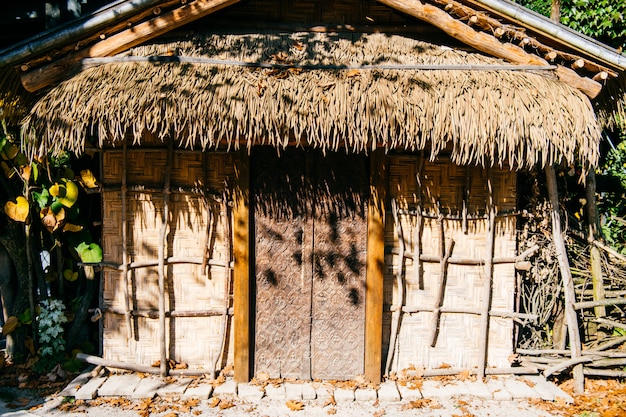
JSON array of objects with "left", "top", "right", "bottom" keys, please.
[
  {"left": 378, "top": 0, "right": 602, "bottom": 98},
  {"left": 20, "top": 0, "right": 240, "bottom": 92}
]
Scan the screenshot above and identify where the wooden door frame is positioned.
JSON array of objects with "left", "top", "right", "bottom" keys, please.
[{"left": 233, "top": 149, "right": 386, "bottom": 383}]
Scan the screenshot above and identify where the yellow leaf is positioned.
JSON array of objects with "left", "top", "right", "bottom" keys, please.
[
  {"left": 20, "top": 165, "right": 31, "bottom": 181},
  {"left": 59, "top": 180, "right": 79, "bottom": 208},
  {"left": 5, "top": 196, "right": 29, "bottom": 222},
  {"left": 1, "top": 143, "right": 18, "bottom": 160},
  {"left": 286, "top": 400, "right": 304, "bottom": 411},
  {"left": 79, "top": 169, "right": 99, "bottom": 189},
  {"left": 49, "top": 183, "right": 61, "bottom": 197},
  {"left": 346, "top": 69, "right": 361, "bottom": 77},
  {"left": 63, "top": 223, "right": 83, "bottom": 232},
  {"left": 2, "top": 316, "right": 19, "bottom": 335},
  {"left": 208, "top": 398, "right": 220, "bottom": 408},
  {"left": 63, "top": 269, "right": 79, "bottom": 282},
  {"left": 40, "top": 207, "right": 65, "bottom": 232}
]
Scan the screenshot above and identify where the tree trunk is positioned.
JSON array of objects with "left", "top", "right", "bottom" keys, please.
[{"left": 550, "top": 0, "right": 561, "bottom": 22}]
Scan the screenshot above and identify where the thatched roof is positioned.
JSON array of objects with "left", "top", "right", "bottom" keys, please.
[{"left": 21, "top": 31, "right": 601, "bottom": 169}]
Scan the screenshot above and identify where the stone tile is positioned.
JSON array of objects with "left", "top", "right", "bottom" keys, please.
[
  {"left": 132, "top": 377, "right": 165, "bottom": 399},
  {"left": 334, "top": 388, "right": 355, "bottom": 402},
  {"left": 75, "top": 376, "right": 107, "bottom": 400},
  {"left": 284, "top": 383, "right": 303, "bottom": 400},
  {"left": 182, "top": 384, "right": 214, "bottom": 400},
  {"left": 355, "top": 388, "right": 377, "bottom": 402},
  {"left": 98, "top": 374, "right": 142, "bottom": 396},
  {"left": 463, "top": 380, "right": 492, "bottom": 399},
  {"left": 419, "top": 379, "right": 452, "bottom": 399},
  {"left": 60, "top": 368, "right": 95, "bottom": 397},
  {"left": 486, "top": 378, "right": 513, "bottom": 401},
  {"left": 377, "top": 381, "right": 401, "bottom": 402},
  {"left": 502, "top": 377, "right": 540, "bottom": 399},
  {"left": 397, "top": 383, "right": 423, "bottom": 401},
  {"left": 264, "top": 383, "right": 286, "bottom": 400},
  {"left": 301, "top": 383, "right": 317, "bottom": 400},
  {"left": 315, "top": 385, "right": 333, "bottom": 401},
  {"left": 237, "top": 383, "right": 264, "bottom": 401},
  {"left": 213, "top": 379, "right": 238, "bottom": 397},
  {"left": 156, "top": 378, "right": 192, "bottom": 397},
  {"left": 524, "top": 376, "right": 573, "bottom": 403},
  {"left": 445, "top": 381, "right": 472, "bottom": 397}
]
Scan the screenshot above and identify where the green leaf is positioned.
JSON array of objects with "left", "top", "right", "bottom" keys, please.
[
  {"left": 75, "top": 242, "right": 103, "bottom": 264},
  {"left": 32, "top": 188, "right": 50, "bottom": 209},
  {"left": 19, "top": 308, "right": 32, "bottom": 325}
]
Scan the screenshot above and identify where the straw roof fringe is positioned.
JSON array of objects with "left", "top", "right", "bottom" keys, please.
[{"left": 21, "top": 32, "right": 601, "bottom": 169}]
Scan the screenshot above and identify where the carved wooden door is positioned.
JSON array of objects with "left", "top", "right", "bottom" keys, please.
[{"left": 252, "top": 148, "right": 367, "bottom": 380}]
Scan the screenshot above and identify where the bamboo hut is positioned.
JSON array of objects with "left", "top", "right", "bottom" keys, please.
[{"left": 1, "top": 0, "right": 625, "bottom": 385}]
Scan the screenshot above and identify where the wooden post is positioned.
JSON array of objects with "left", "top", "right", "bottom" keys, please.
[
  {"left": 121, "top": 141, "right": 133, "bottom": 343},
  {"left": 385, "top": 198, "right": 404, "bottom": 376},
  {"left": 365, "top": 149, "right": 386, "bottom": 384},
  {"left": 233, "top": 150, "right": 251, "bottom": 383},
  {"left": 545, "top": 165, "right": 584, "bottom": 394},
  {"left": 477, "top": 171, "right": 495, "bottom": 379},
  {"left": 157, "top": 138, "right": 174, "bottom": 377},
  {"left": 586, "top": 171, "right": 606, "bottom": 322}
]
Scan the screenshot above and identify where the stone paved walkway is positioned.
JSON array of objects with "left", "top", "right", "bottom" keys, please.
[{"left": 59, "top": 371, "right": 574, "bottom": 404}]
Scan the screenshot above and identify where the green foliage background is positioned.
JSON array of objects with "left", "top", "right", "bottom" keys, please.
[{"left": 515, "top": 0, "right": 626, "bottom": 51}]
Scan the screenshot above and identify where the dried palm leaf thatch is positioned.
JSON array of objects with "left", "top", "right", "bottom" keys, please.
[{"left": 21, "top": 31, "right": 600, "bottom": 169}]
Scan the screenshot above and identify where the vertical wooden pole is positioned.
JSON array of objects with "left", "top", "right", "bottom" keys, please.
[
  {"left": 545, "top": 165, "right": 584, "bottom": 394},
  {"left": 477, "top": 170, "right": 495, "bottom": 379},
  {"left": 233, "top": 150, "right": 251, "bottom": 383},
  {"left": 365, "top": 149, "right": 386, "bottom": 384},
  {"left": 385, "top": 198, "right": 404, "bottom": 376},
  {"left": 121, "top": 141, "right": 133, "bottom": 343},
  {"left": 586, "top": 171, "right": 606, "bottom": 322},
  {"left": 158, "top": 138, "right": 174, "bottom": 377}
]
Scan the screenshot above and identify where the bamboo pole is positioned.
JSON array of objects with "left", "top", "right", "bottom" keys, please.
[
  {"left": 213, "top": 189, "right": 232, "bottom": 379},
  {"left": 386, "top": 198, "right": 405, "bottom": 375},
  {"left": 462, "top": 166, "right": 471, "bottom": 234},
  {"left": 429, "top": 211, "right": 454, "bottom": 347},
  {"left": 414, "top": 153, "right": 424, "bottom": 289},
  {"left": 586, "top": 170, "right": 606, "bottom": 325},
  {"left": 121, "top": 141, "right": 133, "bottom": 343},
  {"left": 545, "top": 165, "right": 584, "bottom": 394},
  {"left": 477, "top": 171, "right": 495, "bottom": 380},
  {"left": 157, "top": 138, "right": 174, "bottom": 377}
]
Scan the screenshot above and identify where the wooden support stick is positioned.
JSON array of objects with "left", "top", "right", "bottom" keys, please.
[
  {"left": 121, "top": 141, "right": 133, "bottom": 343},
  {"left": 213, "top": 191, "right": 232, "bottom": 379},
  {"left": 462, "top": 166, "right": 471, "bottom": 234},
  {"left": 404, "top": 366, "right": 538, "bottom": 378},
  {"left": 429, "top": 215, "right": 455, "bottom": 347},
  {"left": 477, "top": 171, "right": 495, "bottom": 380},
  {"left": 386, "top": 198, "right": 405, "bottom": 375},
  {"left": 157, "top": 138, "right": 174, "bottom": 377},
  {"left": 574, "top": 297, "right": 626, "bottom": 310},
  {"left": 414, "top": 152, "right": 424, "bottom": 289},
  {"left": 543, "top": 356, "right": 594, "bottom": 378},
  {"left": 76, "top": 353, "right": 215, "bottom": 376},
  {"left": 545, "top": 165, "right": 584, "bottom": 394}
]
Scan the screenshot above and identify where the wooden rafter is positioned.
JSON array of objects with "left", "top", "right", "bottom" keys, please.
[
  {"left": 378, "top": 0, "right": 602, "bottom": 98},
  {"left": 430, "top": 0, "right": 616, "bottom": 77},
  {"left": 21, "top": 0, "right": 240, "bottom": 92}
]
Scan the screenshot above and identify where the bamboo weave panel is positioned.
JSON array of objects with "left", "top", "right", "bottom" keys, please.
[
  {"left": 385, "top": 155, "right": 517, "bottom": 371},
  {"left": 102, "top": 149, "right": 232, "bottom": 369}
]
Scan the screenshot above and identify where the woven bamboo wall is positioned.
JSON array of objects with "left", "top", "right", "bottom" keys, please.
[
  {"left": 386, "top": 155, "right": 517, "bottom": 371},
  {"left": 101, "top": 145, "right": 233, "bottom": 369}
]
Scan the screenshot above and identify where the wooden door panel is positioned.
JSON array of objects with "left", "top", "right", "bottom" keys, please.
[{"left": 253, "top": 148, "right": 367, "bottom": 380}]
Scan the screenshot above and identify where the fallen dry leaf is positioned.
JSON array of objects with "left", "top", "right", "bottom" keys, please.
[
  {"left": 218, "top": 399, "right": 235, "bottom": 410},
  {"left": 326, "top": 407, "right": 337, "bottom": 415},
  {"left": 323, "top": 396, "right": 336, "bottom": 407},
  {"left": 373, "top": 409, "right": 385, "bottom": 417},
  {"left": 286, "top": 400, "right": 304, "bottom": 411},
  {"left": 207, "top": 397, "right": 221, "bottom": 408},
  {"left": 402, "top": 399, "right": 432, "bottom": 410}
]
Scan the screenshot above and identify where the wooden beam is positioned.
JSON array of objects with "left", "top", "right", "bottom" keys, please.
[
  {"left": 365, "top": 150, "right": 387, "bottom": 384},
  {"left": 21, "top": 0, "right": 240, "bottom": 92},
  {"left": 377, "top": 0, "right": 602, "bottom": 98},
  {"left": 545, "top": 165, "right": 584, "bottom": 394},
  {"left": 233, "top": 150, "right": 251, "bottom": 383}
]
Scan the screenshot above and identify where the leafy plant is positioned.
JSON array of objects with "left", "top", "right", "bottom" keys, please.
[{"left": 35, "top": 298, "right": 68, "bottom": 372}]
